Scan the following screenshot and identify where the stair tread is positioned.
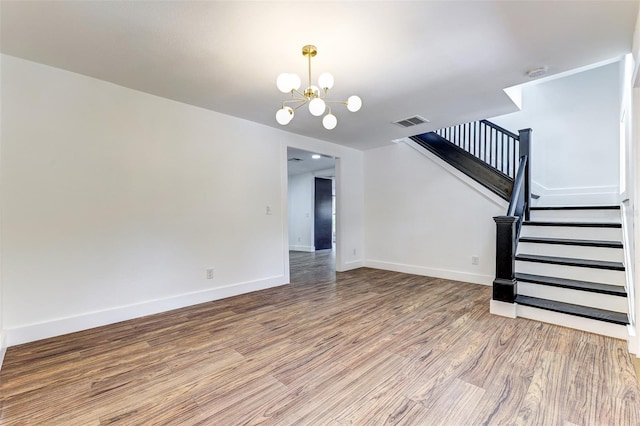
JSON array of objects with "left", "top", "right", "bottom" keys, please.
[
  {"left": 515, "top": 295, "right": 629, "bottom": 325},
  {"left": 530, "top": 205, "right": 620, "bottom": 211},
  {"left": 515, "top": 254, "right": 625, "bottom": 271},
  {"left": 515, "top": 273, "right": 626, "bottom": 296},
  {"left": 518, "top": 236, "right": 623, "bottom": 248},
  {"left": 523, "top": 221, "right": 621, "bottom": 228}
]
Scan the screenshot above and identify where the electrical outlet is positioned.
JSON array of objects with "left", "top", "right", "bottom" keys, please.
[
  {"left": 353, "top": 248, "right": 357, "bottom": 255},
  {"left": 471, "top": 256, "right": 480, "bottom": 265},
  {"left": 266, "top": 206, "right": 272, "bottom": 215},
  {"left": 206, "top": 268, "right": 214, "bottom": 279}
]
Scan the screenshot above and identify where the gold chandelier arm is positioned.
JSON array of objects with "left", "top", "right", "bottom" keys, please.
[
  {"left": 324, "top": 100, "right": 349, "bottom": 105},
  {"left": 316, "top": 88, "right": 329, "bottom": 100},
  {"left": 292, "top": 103, "right": 308, "bottom": 112},
  {"left": 292, "top": 89, "right": 306, "bottom": 98},
  {"left": 282, "top": 98, "right": 307, "bottom": 108}
]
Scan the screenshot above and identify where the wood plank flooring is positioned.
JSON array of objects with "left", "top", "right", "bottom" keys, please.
[{"left": 2, "top": 250, "right": 640, "bottom": 425}]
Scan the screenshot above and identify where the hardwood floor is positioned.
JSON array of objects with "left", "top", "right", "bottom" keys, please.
[{"left": 2, "top": 251, "right": 640, "bottom": 425}]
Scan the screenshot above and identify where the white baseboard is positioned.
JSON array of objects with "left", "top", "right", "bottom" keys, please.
[
  {"left": 0, "top": 331, "right": 7, "bottom": 372},
  {"left": 532, "top": 181, "right": 618, "bottom": 206},
  {"left": 364, "top": 260, "right": 493, "bottom": 285},
  {"left": 517, "top": 304, "right": 629, "bottom": 340},
  {"left": 338, "top": 260, "right": 364, "bottom": 272},
  {"left": 628, "top": 326, "right": 637, "bottom": 355},
  {"left": 490, "top": 299, "right": 517, "bottom": 318},
  {"left": 5, "top": 275, "right": 287, "bottom": 347},
  {"left": 289, "top": 245, "right": 315, "bottom": 252}
]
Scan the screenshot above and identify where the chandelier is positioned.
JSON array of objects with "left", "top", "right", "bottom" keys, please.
[{"left": 276, "top": 45, "right": 362, "bottom": 130}]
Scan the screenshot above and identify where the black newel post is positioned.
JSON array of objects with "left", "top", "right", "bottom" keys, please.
[
  {"left": 518, "top": 128, "right": 532, "bottom": 221},
  {"left": 493, "top": 216, "right": 518, "bottom": 303}
]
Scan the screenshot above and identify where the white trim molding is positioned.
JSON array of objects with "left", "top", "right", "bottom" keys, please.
[
  {"left": 0, "top": 332, "right": 7, "bottom": 372},
  {"left": 531, "top": 180, "right": 619, "bottom": 206},
  {"left": 365, "top": 260, "right": 493, "bottom": 286},
  {"left": 289, "top": 245, "right": 315, "bottom": 252},
  {"left": 628, "top": 326, "right": 637, "bottom": 355},
  {"left": 5, "top": 275, "right": 287, "bottom": 347},
  {"left": 517, "top": 304, "right": 629, "bottom": 340},
  {"left": 490, "top": 300, "right": 517, "bottom": 318},
  {"left": 338, "top": 260, "right": 364, "bottom": 272}
]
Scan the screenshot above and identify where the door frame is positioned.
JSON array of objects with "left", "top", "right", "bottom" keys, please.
[{"left": 282, "top": 145, "right": 341, "bottom": 282}]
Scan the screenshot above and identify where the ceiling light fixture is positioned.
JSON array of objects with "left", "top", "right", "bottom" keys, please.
[
  {"left": 527, "top": 67, "right": 547, "bottom": 78},
  {"left": 276, "top": 45, "right": 361, "bottom": 130}
]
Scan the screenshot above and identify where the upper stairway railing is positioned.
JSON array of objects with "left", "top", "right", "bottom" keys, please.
[
  {"left": 412, "top": 119, "right": 531, "bottom": 202},
  {"left": 434, "top": 119, "right": 521, "bottom": 179}
]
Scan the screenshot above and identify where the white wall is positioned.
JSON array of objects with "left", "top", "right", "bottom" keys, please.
[
  {"left": 0, "top": 54, "right": 364, "bottom": 345},
  {"left": 0, "top": 54, "right": 4, "bottom": 366},
  {"left": 491, "top": 62, "right": 622, "bottom": 206},
  {"left": 632, "top": 5, "right": 640, "bottom": 357},
  {"left": 364, "top": 142, "right": 506, "bottom": 285},
  {"left": 618, "top": 53, "right": 637, "bottom": 353},
  {"left": 288, "top": 173, "right": 314, "bottom": 252},
  {"left": 630, "top": 84, "right": 640, "bottom": 355}
]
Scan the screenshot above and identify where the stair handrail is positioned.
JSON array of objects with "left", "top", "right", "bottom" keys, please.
[
  {"left": 508, "top": 155, "right": 528, "bottom": 218},
  {"left": 480, "top": 119, "right": 519, "bottom": 140}
]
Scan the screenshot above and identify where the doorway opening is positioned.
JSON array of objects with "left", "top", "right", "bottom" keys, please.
[{"left": 287, "top": 147, "right": 336, "bottom": 283}]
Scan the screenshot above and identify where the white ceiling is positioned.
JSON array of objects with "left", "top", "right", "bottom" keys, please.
[{"left": 1, "top": 1, "right": 637, "bottom": 150}]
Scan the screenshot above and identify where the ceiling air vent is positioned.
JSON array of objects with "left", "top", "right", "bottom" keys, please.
[
  {"left": 288, "top": 157, "right": 303, "bottom": 162},
  {"left": 393, "top": 115, "right": 430, "bottom": 128}
]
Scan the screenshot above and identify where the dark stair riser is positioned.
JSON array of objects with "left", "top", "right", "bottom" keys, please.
[
  {"left": 523, "top": 221, "right": 621, "bottom": 228},
  {"left": 530, "top": 206, "right": 620, "bottom": 211},
  {"left": 515, "top": 295, "right": 628, "bottom": 325},
  {"left": 515, "top": 254, "right": 624, "bottom": 271},
  {"left": 515, "top": 273, "right": 626, "bottom": 297},
  {"left": 518, "top": 236, "right": 622, "bottom": 248}
]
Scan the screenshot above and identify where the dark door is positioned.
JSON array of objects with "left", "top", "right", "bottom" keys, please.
[{"left": 314, "top": 177, "right": 333, "bottom": 250}]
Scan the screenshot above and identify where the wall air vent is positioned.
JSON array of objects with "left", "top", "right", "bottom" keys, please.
[
  {"left": 392, "top": 115, "right": 430, "bottom": 128},
  {"left": 288, "top": 157, "right": 303, "bottom": 162}
]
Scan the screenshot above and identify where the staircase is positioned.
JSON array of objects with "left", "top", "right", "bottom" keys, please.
[
  {"left": 407, "top": 118, "right": 631, "bottom": 340},
  {"left": 514, "top": 205, "right": 629, "bottom": 339}
]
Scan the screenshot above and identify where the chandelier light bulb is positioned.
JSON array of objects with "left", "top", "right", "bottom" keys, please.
[
  {"left": 322, "top": 113, "right": 337, "bottom": 130},
  {"left": 290, "top": 73, "right": 301, "bottom": 91},
  {"left": 276, "top": 107, "right": 294, "bottom": 125},
  {"left": 318, "top": 72, "right": 334, "bottom": 90},
  {"left": 276, "top": 73, "right": 293, "bottom": 93},
  {"left": 309, "top": 98, "right": 326, "bottom": 116},
  {"left": 347, "top": 95, "right": 362, "bottom": 112}
]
